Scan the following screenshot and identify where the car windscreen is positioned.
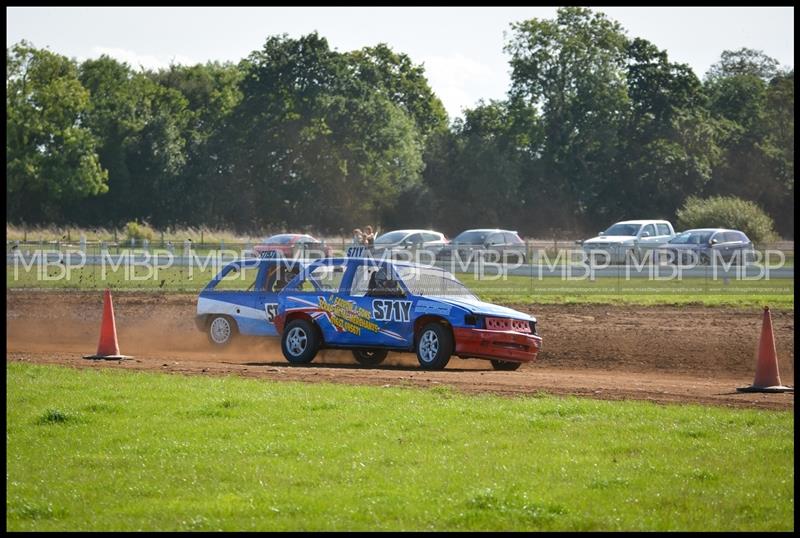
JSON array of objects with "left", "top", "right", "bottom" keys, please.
[
  {"left": 263, "top": 234, "right": 294, "bottom": 244},
  {"left": 395, "top": 266, "right": 478, "bottom": 301},
  {"left": 297, "top": 235, "right": 321, "bottom": 244},
  {"left": 375, "top": 231, "right": 409, "bottom": 245},
  {"left": 602, "top": 224, "right": 642, "bottom": 236},
  {"left": 452, "top": 231, "right": 490, "bottom": 245},
  {"left": 669, "top": 231, "right": 713, "bottom": 245}
]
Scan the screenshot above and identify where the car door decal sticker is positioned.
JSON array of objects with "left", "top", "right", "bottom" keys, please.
[
  {"left": 265, "top": 303, "right": 278, "bottom": 323},
  {"left": 318, "top": 296, "right": 379, "bottom": 335},
  {"left": 372, "top": 300, "right": 412, "bottom": 322},
  {"left": 284, "top": 295, "right": 405, "bottom": 341}
]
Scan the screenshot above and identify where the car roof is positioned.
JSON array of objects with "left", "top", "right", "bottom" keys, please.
[
  {"left": 311, "top": 257, "right": 447, "bottom": 271},
  {"left": 680, "top": 228, "right": 742, "bottom": 234},
  {"left": 262, "top": 233, "right": 315, "bottom": 240},
  {"left": 614, "top": 220, "right": 670, "bottom": 225},
  {"left": 457, "top": 228, "right": 517, "bottom": 233},
  {"left": 378, "top": 229, "right": 442, "bottom": 235},
  {"left": 235, "top": 257, "right": 310, "bottom": 265}
]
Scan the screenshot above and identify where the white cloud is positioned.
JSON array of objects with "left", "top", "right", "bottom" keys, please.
[
  {"left": 420, "top": 53, "right": 505, "bottom": 120},
  {"left": 90, "top": 46, "right": 196, "bottom": 70}
]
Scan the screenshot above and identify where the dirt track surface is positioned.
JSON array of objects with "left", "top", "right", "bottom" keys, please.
[{"left": 7, "top": 290, "right": 795, "bottom": 410}]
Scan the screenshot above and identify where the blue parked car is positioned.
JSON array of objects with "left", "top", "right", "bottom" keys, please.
[
  {"left": 195, "top": 256, "right": 308, "bottom": 347},
  {"left": 273, "top": 255, "right": 542, "bottom": 370}
]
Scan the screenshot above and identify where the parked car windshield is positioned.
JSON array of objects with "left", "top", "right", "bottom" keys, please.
[
  {"left": 669, "top": 231, "right": 714, "bottom": 245},
  {"left": 602, "top": 224, "right": 642, "bottom": 236},
  {"left": 452, "top": 230, "right": 491, "bottom": 245},
  {"left": 262, "top": 234, "right": 295, "bottom": 244},
  {"left": 395, "top": 266, "right": 478, "bottom": 301},
  {"left": 375, "top": 231, "right": 409, "bottom": 245}
]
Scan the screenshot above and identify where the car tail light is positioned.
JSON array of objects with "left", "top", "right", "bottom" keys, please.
[{"left": 485, "top": 317, "right": 531, "bottom": 333}]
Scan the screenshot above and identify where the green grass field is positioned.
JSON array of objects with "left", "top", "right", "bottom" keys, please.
[
  {"left": 458, "top": 272, "right": 794, "bottom": 308},
  {"left": 6, "top": 363, "right": 794, "bottom": 531},
  {"left": 6, "top": 262, "right": 794, "bottom": 308}
]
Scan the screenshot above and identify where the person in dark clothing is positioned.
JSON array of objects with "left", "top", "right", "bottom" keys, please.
[{"left": 363, "top": 225, "right": 375, "bottom": 249}]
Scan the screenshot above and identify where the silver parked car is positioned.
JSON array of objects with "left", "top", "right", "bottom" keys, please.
[
  {"left": 436, "top": 229, "right": 527, "bottom": 264},
  {"left": 372, "top": 229, "right": 449, "bottom": 257},
  {"left": 666, "top": 229, "right": 755, "bottom": 265}
]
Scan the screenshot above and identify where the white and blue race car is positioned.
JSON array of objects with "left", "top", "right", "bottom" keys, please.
[{"left": 195, "top": 256, "right": 307, "bottom": 347}]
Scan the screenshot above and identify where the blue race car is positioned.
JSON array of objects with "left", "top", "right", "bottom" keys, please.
[
  {"left": 196, "top": 256, "right": 307, "bottom": 347},
  {"left": 273, "top": 256, "right": 542, "bottom": 370}
]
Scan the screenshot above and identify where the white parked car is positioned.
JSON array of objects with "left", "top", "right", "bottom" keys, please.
[
  {"left": 581, "top": 220, "right": 675, "bottom": 264},
  {"left": 372, "top": 229, "right": 449, "bottom": 257}
]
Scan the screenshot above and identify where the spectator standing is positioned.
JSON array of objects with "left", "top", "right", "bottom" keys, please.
[
  {"left": 363, "top": 225, "right": 375, "bottom": 248},
  {"left": 352, "top": 228, "right": 364, "bottom": 246}
]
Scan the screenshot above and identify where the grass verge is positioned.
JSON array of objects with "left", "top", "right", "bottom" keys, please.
[{"left": 6, "top": 363, "right": 794, "bottom": 531}]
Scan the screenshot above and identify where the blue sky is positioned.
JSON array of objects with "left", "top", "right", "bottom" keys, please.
[{"left": 7, "top": 6, "right": 794, "bottom": 120}]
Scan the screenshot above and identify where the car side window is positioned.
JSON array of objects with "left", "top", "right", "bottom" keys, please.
[
  {"left": 292, "top": 264, "right": 345, "bottom": 292},
  {"left": 641, "top": 224, "right": 656, "bottom": 237},
  {"left": 657, "top": 223, "right": 670, "bottom": 236},
  {"left": 406, "top": 233, "right": 423, "bottom": 245},
  {"left": 212, "top": 264, "right": 260, "bottom": 291},
  {"left": 422, "top": 232, "right": 440, "bottom": 242},
  {"left": 268, "top": 264, "right": 302, "bottom": 292},
  {"left": 366, "top": 265, "right": 404, "bottom": 298},
  {"left": 724, "top": 232, "right": 740, "bottom": 243},
  {"left": 350, "top": 265, "right": 375, "bottom": 297},
  {"left": 504, "top": 232, "right": 523, "bottom": 245},
  {"left": 486, "top": 233, "right": 503, "bottom": 246}
]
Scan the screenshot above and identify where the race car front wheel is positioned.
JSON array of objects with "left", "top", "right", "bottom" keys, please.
[
  {"left": 490, "top": 359, "right": 522, "bottom": 371},
  {"left": 415, "top": 323, "right": 452, "bottom": 370},
  {"left": 207, "top": 315, "right": 237, "bottom": 347},
  {"left": 352, "top": 349, "right": 389, "bottom": 366},
  {"left": 281, "top": 319, "right": 320, "bottom": 364}
]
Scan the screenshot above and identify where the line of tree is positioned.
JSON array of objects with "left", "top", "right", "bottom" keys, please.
[{"left": 6, "top": 7, "right": 794, "bottom": 238}]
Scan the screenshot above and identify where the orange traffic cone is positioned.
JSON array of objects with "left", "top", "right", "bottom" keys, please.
[
  {"left": 83, "top": 289, "right": 132, "bottom": 360},
  {"left": 737, "top": 306, "right": 793, "bottom": 393}
]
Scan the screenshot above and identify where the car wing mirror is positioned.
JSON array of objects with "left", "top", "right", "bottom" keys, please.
[
  {"left": 640, "top": 231, "right": 651, "bottom": 238},
  {"left": 710, "top": 238, "right": 718, "bottom": 245}
]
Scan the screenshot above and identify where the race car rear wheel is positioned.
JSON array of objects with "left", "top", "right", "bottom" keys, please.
[
  {"left": 281, "top": 319, "right": 320, "bottom": 364},
  {"left": 415, "top": 323, "right": 452, "bottom": 370},
  {"left": 490, "top": 359, "right": 522, "bottom": 371},
  {"left": 352, "top": 349, "right": 389, "bottom": 366},
  {"left": 207, "top": 315, "right": 237, "bottom": 347}
]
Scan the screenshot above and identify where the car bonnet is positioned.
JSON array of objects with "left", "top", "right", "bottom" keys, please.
[{"left": 423, "top": 296, "right": 535, "bottom": 322}]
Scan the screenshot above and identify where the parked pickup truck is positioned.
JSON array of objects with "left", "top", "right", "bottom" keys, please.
[{"left": 581, "top": 220, "right": 675, "bottom": 264}]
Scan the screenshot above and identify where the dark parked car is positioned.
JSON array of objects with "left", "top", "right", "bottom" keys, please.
[
  {"left": 666, "top": 229, "right": 754, "bottom": 265},
  {"left": 436, "top": 229, "right": 527, "bottom": 264}
]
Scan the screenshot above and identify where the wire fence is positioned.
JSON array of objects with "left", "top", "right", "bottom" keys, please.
[{"left": 5, "top": 237, "right": 794, "bottom": 265}]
